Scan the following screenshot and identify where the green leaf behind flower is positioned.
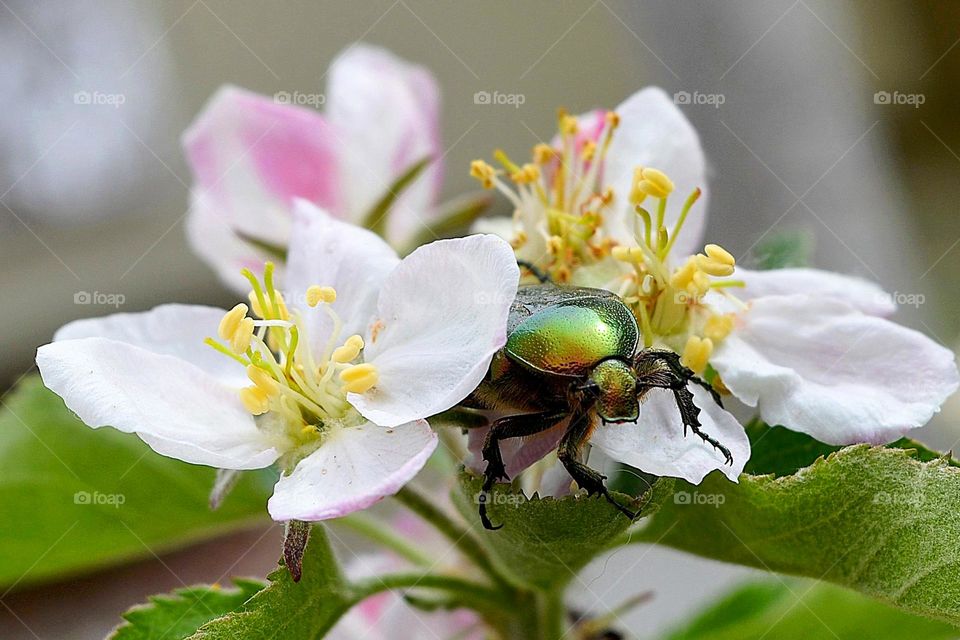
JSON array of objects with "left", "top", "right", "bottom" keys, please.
[
  {"left": 662, "top": 579, "right": 959, "bottom": 640},
  {"left": 0, "top": 376, "right": 272, "bottom": 589},
  {"left": 639, "top": 444, "right": 960, "bottom": 625}
]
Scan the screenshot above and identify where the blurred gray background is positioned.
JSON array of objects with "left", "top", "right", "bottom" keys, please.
[{"left": 3, "top": 1, "right": 960, "bottom": 637}]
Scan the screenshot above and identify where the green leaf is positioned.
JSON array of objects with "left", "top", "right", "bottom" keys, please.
[
  {"left": 743, "top": 419, "right": 958, "bottom": 478},
  {"left": 0, "top": 376, "right": 272, "bottom": 589},
  {"left": 663, "top": 579, "right": 959, "bottom": 640},
  {"left": 639, "top": 445, "right": 960, "bottom": 624},
  {"left": 188, "top": 526, "right": 355, "bottom": 639},
  {"left": 361, "top": 156, "right": 433, "bottom": 237},
  {"left": 403, "top": 192, "right": 492, "bottom": 251},
  {"left": 742, "top": 418, "right": 840, "bottom": 477},
  {"left": 454, "top": 472, "right": 673, "bottom": 590},
  {"left": 750, "top": 230, "right": 812, "bottom": 270},
  {"left": 111, "top": 579, "right": 265, "bottom": 640}
]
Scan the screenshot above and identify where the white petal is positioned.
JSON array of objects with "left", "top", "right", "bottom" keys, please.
[
  {"left": 53, "top": 304, "right": 245, "bottom": 385},
  {"left": 285, "top": 200, "right": 399, "bottom": 351},
  {"left": 350, "top": 235, "right": 520, "bottom": 427},
  {"left": 602, "top": 87, "right": 708, "bottom": 258},
  {"left": 267, "top": 420, "right": 437, "bottom": 521},
  {"left": 711, "top": 295, "right": 960, "bottom": 445},
  {"left": 325, "top": 44, "right": 442, "bottom": 245},
  {"left": 590, "top": 387, "right": 749, "bottom": 484},
  {"left": 729, "top": 268, "right": 895, "bottom": 316},
  {"left": 36, "top": 338, "right": 281, "bottom": 470}
]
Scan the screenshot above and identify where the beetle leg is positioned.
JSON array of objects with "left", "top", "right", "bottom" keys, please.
[
  {"left": 516, "top": 259, "right": 552, "bottom": 284},
  {"left": 557, "top": 405, "right": 637, "bottom": 521},
  {"left": 634, "top": 348, "right": 723, "bottom": 408},
  {"left": 479, "top": 410, "right": 566, "bottom": 530}
]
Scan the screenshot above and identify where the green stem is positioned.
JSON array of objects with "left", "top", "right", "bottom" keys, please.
[
  {"left": 333, "top": 513, "right": 433, "bottom": 567},
  {"left": 536, "top": 589, "right": 567, "bottom": 640},
  {"left": 350, "top": 571, "right": 506, "bottom": 612},
  {"left": 394, "top": 486, "right": 512, "bottom": 588}
]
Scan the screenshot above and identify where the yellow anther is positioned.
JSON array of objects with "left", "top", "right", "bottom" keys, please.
[
  {"left": 533, "top": 143, "right": 555, "bottom": 164},
  {"left": 605, "top": 110, "right": 620, "bottom": 128},
  {"left": 691, "top": 270, "right": 711, "bottom": 296},
  {"left": 340, "top": 363, "right": 379, "bottom": 394},
  {"left": 704, "top": 314, "right": 734, "bottom": 342},
  {"left": 332, "top": 334, "right": 365, "bottom": 363},
  {"left": 670, "top": 259, "right": 698, "bottom": 290},
  {"left": 559, "top": 112, "right": 578, "bottom": 135},
  {"left": 704, "top": 244, "right": 735, "bottom": 267},
  {"left": 696, "top": 254, "right": 736, "bottom": 277},
  {"left": 546, "top": 235, "right": 564, "bottom": 255},
  {"left": 239, "top": 386, "right": 271, "bottom": 415},
  {"left": 306, "top": 285, "right": 337, "bottom": 307},
  {"left": 611, "top": 246, "right": 632, "bottom": 262},
  {"left": 218, "top": 303, "right": 249, "bottom": 342},
  {"left": 510, "top": 230, "right": 528, "bottom": 249},
  {"left": 230, "top": 317, "right": 255, "bottom": 353},
  {"left": 247, "top": 291, "right": 264, "bottom": 317},
  {"left": 638, "top": 168, "right": 674, "bottom": 199},
  {"left": 581, "top": 140, "right": 597, "bottom": 162},
  {"left": 246, "top": 365, "right": 278, "bottom": 393},
  {"left": 510, "top": 163, "right": 540, "bottom": 184},
  {"left": 629, "top": 167, "right": 647, "bottom": 205},
  {"left": 681, "top": 336, "right": 713, "bottom": 374},
  {"left": 273, "top": 291, "right": 290, "bottom": 321},
  {"left": 470, "top": 160, "right": 496, "bottom": 189}
]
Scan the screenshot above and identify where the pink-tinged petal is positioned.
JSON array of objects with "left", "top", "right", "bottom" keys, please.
[
  {"left": 284, "top": 200, "right": 399, "bottom": 353},
  {"left": 267, "top": 420, "right": 436, "bottom": 521},
  {"left": 183, "top": 85, "right": 342, "bottom": 289},
  {"left": 601, "top": 87, "right": 708, "bottom": 258},
  {"left": 36, "top": 338, "right": 282, "bottom": 470},
  {"left": 729, "top": 268, "right": 895, "bottom": 317},
  {"left": 591, "top": 387, "right": 748, "bottom": 484},
  {"left": 325, "top": 44, "right": 442, "bottom": 245},
  {"left": 350, "top": 235, "right": 520, "bottom": 427},
  {"left": 53, "top": 304, "right": 246, "bottom": 386},
  {"left": 466, "top": 419, "right": 567, "bottom": 479},
  {"left": 711, "top": 295, "right": 960, "bottom": 445}
]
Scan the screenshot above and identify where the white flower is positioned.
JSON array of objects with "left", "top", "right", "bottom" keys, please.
[
  {"left": 183, "top": 44, "right": 446, "bottom": 292},
  {"left": 36, "top": 202, "right": 519, "bottom": 521},
  {"left": 469, "top": 86, "right": 958, "bottom": 485}
]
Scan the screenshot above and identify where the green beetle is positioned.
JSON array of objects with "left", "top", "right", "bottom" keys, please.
[{"left": 461, "top": 283, "right": 732, "bottom": 530}]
